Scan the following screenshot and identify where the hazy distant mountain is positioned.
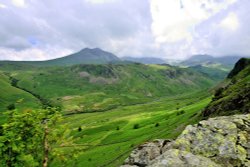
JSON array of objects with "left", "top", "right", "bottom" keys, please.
[
  {"left": 0, "top": 48, "right": 122, "bottom": 66},
  {"left": 122, "top": 56, "right": 166, "bottom": 64},
  {"left": 181, "top": 55, "right": 243, "bottom": 67},
  {"left": 46, "top": 48, "right": 121, "bottom": 65}
]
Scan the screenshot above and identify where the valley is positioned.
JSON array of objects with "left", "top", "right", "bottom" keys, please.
[
  {"left": 52, "top": 91, "right": 211, "bottom": 166},
  {"left": 0, "top": 62, "right": 221, "bottom": 114},
  {"left": 0, "top": 48, "right": 248, "bottom": 167},
  {"left": 0, "top": 56, "right": 220, "bottom": 166},
  {"left": 1, "top": 1, "right": 250, "bottom": 166}
]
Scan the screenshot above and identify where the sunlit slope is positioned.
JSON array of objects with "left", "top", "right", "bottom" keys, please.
[
  {"left": 0, "top": 72, "right": 41, "bottom": 111},
  {"left": 51, "top": 91, "right": 211, "bottom": 167}
]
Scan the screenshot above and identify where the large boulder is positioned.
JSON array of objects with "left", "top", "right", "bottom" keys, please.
[{"left": 122, "top": 114, "right": 250, "bottom": 167}]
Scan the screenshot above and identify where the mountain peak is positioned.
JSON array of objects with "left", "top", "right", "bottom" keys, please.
[
  {"left": 80, "top": 47, "right": 102, "bottom": 52},
  {"left": 48, "top": 47, "right": 121, "bottom": 65}
]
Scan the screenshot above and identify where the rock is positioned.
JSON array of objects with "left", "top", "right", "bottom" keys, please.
[
  {"left": 123, "top": 139, "right": 172, "bottom": 166},
  {"left": 122, "top": 114, "right": 250, "bottom": 167},
  {"left": 148, "top": 149, "right": 221, "bottom": 167}
]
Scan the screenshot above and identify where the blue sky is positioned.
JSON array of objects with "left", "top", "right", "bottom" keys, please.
[{"left": 0, "top": 0, "right": 249, "bottom": 60}]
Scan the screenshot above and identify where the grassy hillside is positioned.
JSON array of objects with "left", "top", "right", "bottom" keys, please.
[
  {"left": 0, "top": 72, "right": 41, "bottom": 123},
  {"left": 188, "top": 65, "right": 228, "bottom": 81},
  {"left": 51, "top": 91, "right": 211, "bottom": 167},
  {"left": 202, "top": 58, "right": 250, "bottom": 117},
  {"left": 0, "top": 63, "right": 220, "bottom": 114},
  {"left": 0, "top": 61, "right": 228, "bottom": 166},
  {"left": 0, "top": 72, "right": 41, "bottom": 110}
]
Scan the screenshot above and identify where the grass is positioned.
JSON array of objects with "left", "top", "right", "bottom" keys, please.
[
  {"left": 0, "top": 63, "right": 220, "bottom": 114},
  {"left": 0, "top": 63, "right": 223, "bottom": 166},
  {"left": 0, "top": 72, "right": 41, "bottom": 124},
  {"left": 51, "top": 91, "right": 211, "bottom": 167}
]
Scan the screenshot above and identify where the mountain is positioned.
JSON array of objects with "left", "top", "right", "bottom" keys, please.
[
  {"left": 202, "top": 58, "right": 250, "bottom": 117},
  {"left": 0, "top": 63, "right": 221, "bottom": 113},
  {"left": 181, "top": 54, "right": 243, "bottom": 68},
  {"left": 122, "top": 56, "right": 166, "bottom": 64},
  {"left": 43, "top": 48, "right": 121, "bottom": 65},
  {"left": 0, "top": 48, "right": 122, "bottom": 66}
]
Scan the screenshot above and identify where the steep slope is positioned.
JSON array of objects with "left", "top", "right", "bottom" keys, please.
[
  {"left": 202, "top": 58, "right": 250, "bottom": 117},
  {"left": 0, "top": 48, "right": 122, "bottom": 66}
]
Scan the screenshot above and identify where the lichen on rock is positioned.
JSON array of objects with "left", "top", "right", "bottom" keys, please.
[{"left": 122, "top": 114, "right": 250, "bottom": 167}]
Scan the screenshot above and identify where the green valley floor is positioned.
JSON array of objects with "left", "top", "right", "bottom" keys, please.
[{"left": 51, "top": 91, "right": 211, "bottom": 167}]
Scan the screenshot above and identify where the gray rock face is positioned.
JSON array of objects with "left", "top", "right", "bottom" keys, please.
[
  {"left": 122, "top": 114, "right": 250, "bottom": 167},
  {"left": 123, "top": 139, "right": 172, "bottom": 166}
]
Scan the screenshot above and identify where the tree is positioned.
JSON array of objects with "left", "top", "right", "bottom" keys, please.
[{"left": 0, "top": 108, "right": 68, "bottom": 167}]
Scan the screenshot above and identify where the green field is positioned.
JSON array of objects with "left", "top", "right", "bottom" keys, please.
[
  {"left": 50, "top": 91, "right": 211, "bottom": 166},
  {"left": 0, "top": 63, "right": 221, "bottom": 166}
]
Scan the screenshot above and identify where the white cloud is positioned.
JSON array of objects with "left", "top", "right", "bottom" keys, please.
[
  {"left": 219, "top": 12, "right": 239, "bottom": 31},
  {"left": 85, "top": 0, "right": 116, "bottom": 4},
  {"left": 0, "top": 47, "right": 72, "bottom": 61},
  {"left": 12, "top": 0, "right": 25, "bottom": 7},
  {"left": 0, "top": 3, "right": 7, "bottom": 8},
  {"left": 150, "top": 0, "right": 238, "bottom": 44},
  {"left": 0, "top": 0, "right": 249, "bottom": 61}
]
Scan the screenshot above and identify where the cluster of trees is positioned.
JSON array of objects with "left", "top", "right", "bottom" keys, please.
[{"left": 0, "top": 108, "right": 73, "bottom": 167}]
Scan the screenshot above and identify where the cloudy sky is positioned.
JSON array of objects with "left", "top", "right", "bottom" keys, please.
[{"left": 0, "top": 0, "right": 249, "bottom": 60}]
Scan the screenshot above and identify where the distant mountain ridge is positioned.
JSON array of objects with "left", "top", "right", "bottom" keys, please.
[
  {"left": 0, "top": 48, "right": 122, "bottom": 66},
  {"left": 1, "top": 50, "right": 248, "bottom": 67},
  {"left": 122, "top": 57, "right": 166, "bottom": 64},
  {"left": 180, "top": 54, "right": 244, "bottom": 67}
]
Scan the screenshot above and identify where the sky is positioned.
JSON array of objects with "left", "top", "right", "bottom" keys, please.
[{"left": 0, "top": 0, "right": 249, "bottom": 60}]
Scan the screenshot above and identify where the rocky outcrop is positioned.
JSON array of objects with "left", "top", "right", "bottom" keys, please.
[
  {"left": 122, "top": 114, "right": 250, "bottom": 167},
  {"left": 227, "top": 58, "right": 250, "bottom": 78}
]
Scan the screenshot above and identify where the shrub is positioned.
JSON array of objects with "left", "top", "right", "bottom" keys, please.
[
  {"left": 133, "top": 124, "right": 139, "bottom": 129},
  {"left": 176, "top": 110, "right": 185, "bottom": 115},
  {"left": 78, "top": 126, "right": 82, "bottom": 132},
  {"left": 155, "top": 122, "right": 160, "bottom": 127},
  {"left": 116, "top": 126, "right": 120, "bottom": 130},
  {"left": 214, "top": 87, "right": 224, "bottom": 98},
  {"left": 7, "top": 103, "right": 15, "bottom": 110}
]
